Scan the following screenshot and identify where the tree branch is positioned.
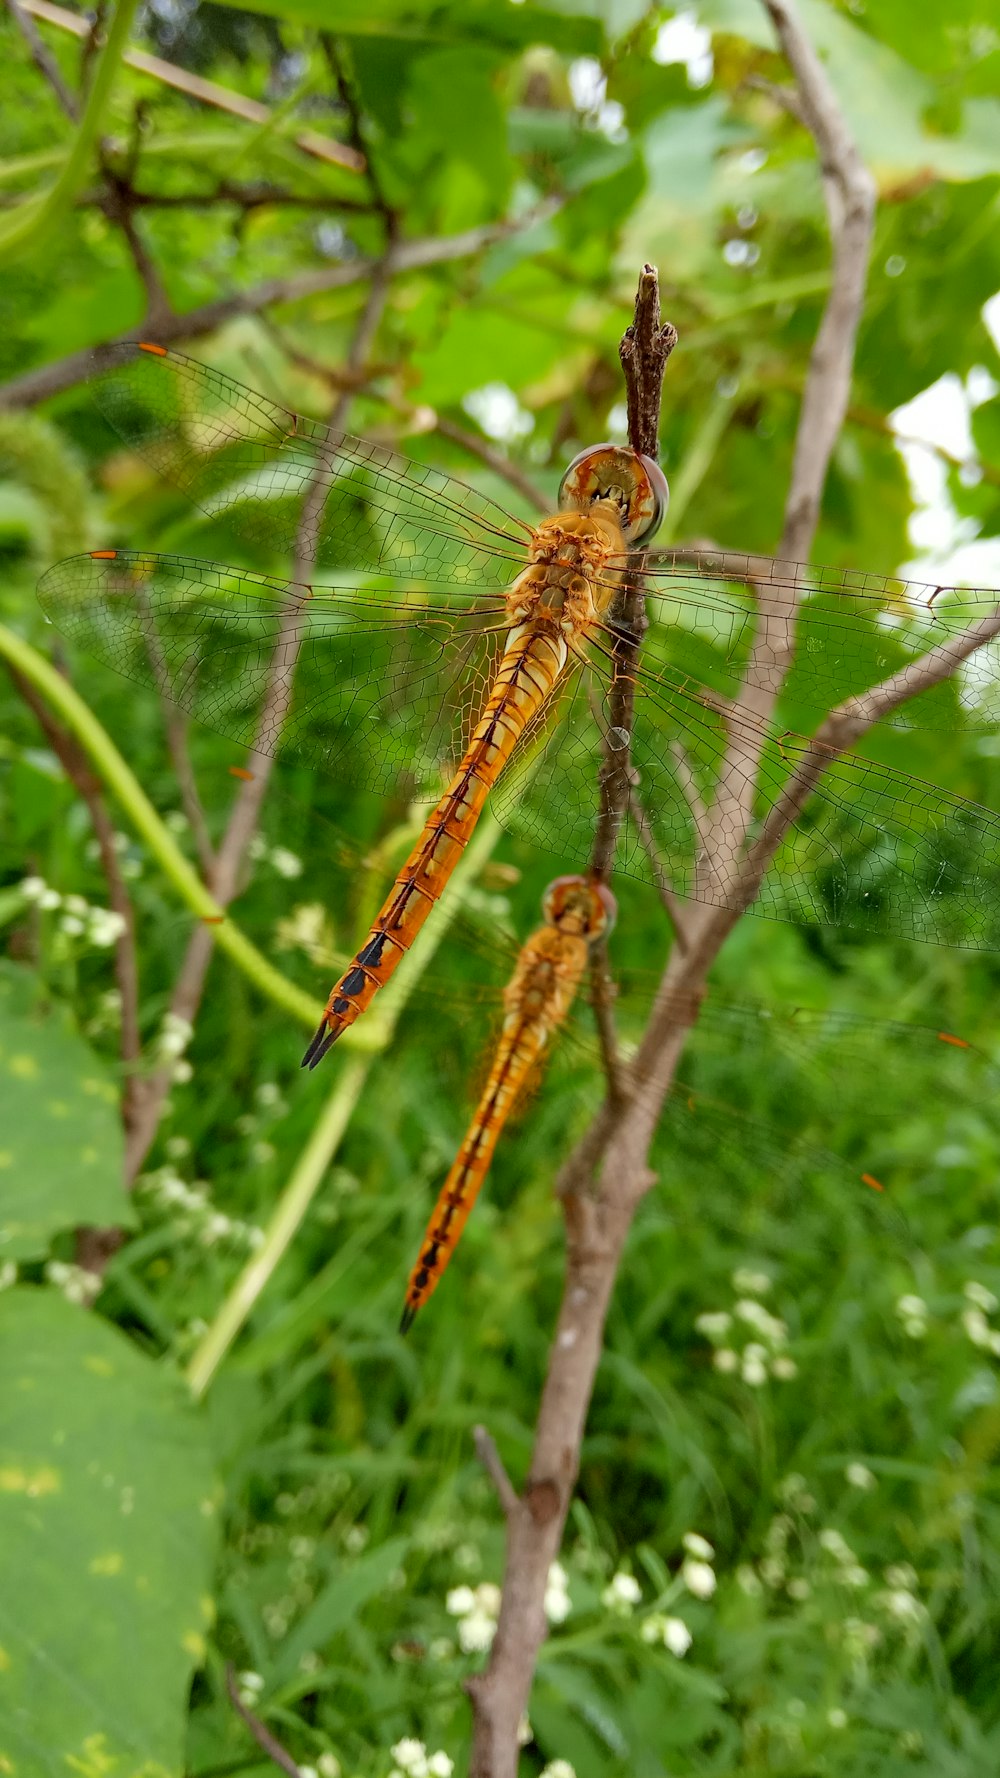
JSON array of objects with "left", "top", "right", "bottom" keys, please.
[
  {"left": 0, "top": 212, "right": 553, "bottom": 410},
  {"left": 224, "top": 1665, "right": 302, "bottom": 1778},
  {"left": 5, "top": 0, "right": 79, "bottom": 121}
]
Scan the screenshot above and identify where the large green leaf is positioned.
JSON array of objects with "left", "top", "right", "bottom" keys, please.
[
  {"left": 209, "top": 0, "right": 602, "bottom": 52},
  {"left": 0, "top": 1287, "right": 219, "bottom": 1777},
  {"left": 0, "top": 963, "right": 132, "bottom": 1260}
]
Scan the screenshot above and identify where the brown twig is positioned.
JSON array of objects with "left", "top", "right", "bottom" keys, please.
[
  {"left": 467, "top": 7, "right": 883, "bottom": 1772},
  {"left": 617, "top": 263, "right": 678, "bottom": 460},
  {"left": 473, "top": 1425, "right": 519, "bottom": 1521},
  {"left": 224, "top": 1665, "right": 302, "bottom": 1778},
  {"left": 0, "top": 213, "right": 554, "bottom": 411},
  {"left": 5, "top": 0, "right": 79, "bottom": 120}
]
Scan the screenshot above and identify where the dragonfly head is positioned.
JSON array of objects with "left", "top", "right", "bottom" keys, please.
[
  {"left": 559, "top": 445, "right": 668, "bottom": 544},
  {"left": 542, "top": 874, "right": 618, "bottom": 942}
]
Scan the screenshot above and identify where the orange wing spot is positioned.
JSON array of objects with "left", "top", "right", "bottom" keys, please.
[
  {"left": 936, "top": 1031, "right": 969, "bottom": 1049},
  {"left": 138, "top": 341, "right": 168, "bottom": 356},
  {"left": 91, "top": 550, "right": 118, "bottom": 560},
  {"left": 227, "top": 765, "right": 255, "bottom": 781},
  {"left": 861, "top": 1173, "right": 885, "bottom": 1193},
  {"left": 201, "top": 915, "right": 225, "bottom": 926}
]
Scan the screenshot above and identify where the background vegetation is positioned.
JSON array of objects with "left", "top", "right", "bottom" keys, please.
[{"left": 2, "top": 0, "right": 1000, "bottom": 1774}]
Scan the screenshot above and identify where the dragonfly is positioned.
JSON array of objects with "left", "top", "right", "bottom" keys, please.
[{"left": 37, "top": 344, "right": 1000, "bottom": 1073}]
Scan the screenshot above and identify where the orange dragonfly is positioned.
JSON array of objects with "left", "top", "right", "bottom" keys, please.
[{"left": 37, "top": 344, "right": 1000, "bottom": 1071}]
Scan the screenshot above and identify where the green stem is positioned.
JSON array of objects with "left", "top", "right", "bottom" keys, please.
[
  {"left": 185, "top": 810, "right": 504, "bottom": 1398},
  {"left": 0, "top": 0, "right": 141, "bottom": 259},
  {"left": 0, "top": 623, "right": 319, "bottom": 1027}
]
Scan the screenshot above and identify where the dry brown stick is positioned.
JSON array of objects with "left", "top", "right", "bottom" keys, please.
[
  {"left": 224, "top": 1665, "right": 302, "bottom": 1778},
  {"left": 467, "top": 7, "right": 881, "bottom": 1771},
  {"left": 19, "top": 0, "right": 365, "bottom": 172},
  {"left": 0, "top": 213, "right": 551, "bottom": 411},
  {"left": 121, "top": 247, "right": 397, "bottom": 1186}
]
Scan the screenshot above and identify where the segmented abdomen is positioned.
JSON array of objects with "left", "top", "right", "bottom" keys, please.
[{"left": 302, "top": 625, "right": 567, "bottom": 1068}]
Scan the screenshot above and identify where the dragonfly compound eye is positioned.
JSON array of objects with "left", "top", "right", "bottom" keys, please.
[
  {"left": 542, "top": 874, "right": 618, "bottom": 939},
  {"left": 558, "top": 445, "right": 669, "bottom": 544}
]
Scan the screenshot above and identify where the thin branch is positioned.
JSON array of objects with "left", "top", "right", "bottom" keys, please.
[
  {"left": 224, "top": 1665, "right": 302, "bottom": 1778},
  {"left": 627, "top": 779, "right": 691, "bottom": 948},
  {"left": 19, "top": 0, "right": 365, "bottom": 172},
  {"left": 742, "top": 71, "right": 806, "bottom": 124},
  {"left": 433, "top": 416, "right": 550, "bottom": 514},
  {"left": 6, "top": 0, "right": 79, "bottom": 120},
  {"left": 0, "top": 212, "right": 554, "bottom": 410},
  {"left": 97, "top": 181, "right": 375, "bottom": 215},
  {"left": 99, "top": 172, "right": 173, "bottom": 331},
  {"left": 473, "top": 1426, "right": 520, "bottom": 1521}
]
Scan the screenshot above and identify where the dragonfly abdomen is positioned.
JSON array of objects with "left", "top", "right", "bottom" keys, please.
[{"left": 302, "top": 627, "right": 571, "bottom": 1068}]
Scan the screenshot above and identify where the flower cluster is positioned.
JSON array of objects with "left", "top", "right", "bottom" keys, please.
[
  {"left": 640, "top": 1613, "right": 692, "bottom": 1656},
  {"left": 389, "top": 1738, "right": 453, "bottom": 1778},
  {"left": 681, "top": 1530, "right": 717, "bottom": 1599},
  {"left": 960, "top": 1280, "right": 1000, "bottom": 1354},
  {"left": 696, "top": 1270, "right": 796, "bottom": 1384},
  {"left": 20, "top": 876, "right": 127, "bottom": 947},
  {"left": 274, "top": 901, "right": 336, "bottom": 966},
  {"left": 895, "top": 1292, "right": 928, "bottom": 1337},
  {"left": 138, "top": 1167, "right": 264, "bottom": 1252},
  {"left": 248, "top": 833, "right": 304, "bottom": 878},
  {"left": 44, "top": 1260, "right": 101, "bottom": 1306},
  {"left": 445, "top": 1582, "right": 501, "bottom": 1653},
  {"left": 818, "top": 1527, "right": 869, "bottom": 1590}
]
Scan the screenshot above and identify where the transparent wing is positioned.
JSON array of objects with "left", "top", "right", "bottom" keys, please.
[
  {"left": 590, "top": 548, "right": 1000, "bottom": 732},
  {"left": 38, "top": 550, "right": 510, "bottom": 800},
  {"left": 497, "top": 637, "right": 1000, "bottom": 948},
  {"left": 92, "top": 342, "right": 532, "bottom": 584}
]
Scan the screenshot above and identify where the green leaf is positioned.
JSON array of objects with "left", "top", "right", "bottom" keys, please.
[
  {"left": 209, "top": 0, "right": 602, "bottom": 53},
  {"left": 0, "top": 963, "right": 132, "bottom": 1260},
  {"left": 0, "top": 1286, "right": 219, "bottom": 1777}
]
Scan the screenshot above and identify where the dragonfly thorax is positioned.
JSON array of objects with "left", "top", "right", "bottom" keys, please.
[{"left": 507, "top": 508, "right": 623, "bottom": 635}]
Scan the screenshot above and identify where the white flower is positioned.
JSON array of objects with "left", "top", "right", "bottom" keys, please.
[
  {"left": 842, "top": 1565, "right": 869, "bottom": 1588},
  {"left": 736, "top": 1564, "right": 762, "bottom": 1595},
  {"left": 964, "top": 1280, "right": 999, "bottom": 1312},
  {"left": 158, "top": 1013, "right": 193, "bottom": 1059},
  {"left": 446, "top": 1586, "right": 476, "bottom": 1617},
  {"left": 343, "top": 1525, "right": 368, "bottom": 1553},
  {"left": 476, "top": 1582, "right": 501, "bottom": 1615},
  {"left": 427, "top": 1755, "right": 453, "bottom": 1778},
  {"left": 0, "top": 1262, "right": 17, "bottom": 1291},
  {"left": 236, "top": 1669, "right": 263, "bottom": 1697},
  {"left": 884, "top": 1563, "right": 918, "bottom": 1589},
  {"left": 20, "top": 875, "right": 47, "bottom": 902},
  {"left": 172, "top": 1059, "right": 193, "bottom": 1085},
  {"left": 517, "top": 1713, "right": 533, "bottom": 1745},
  {"left": 270, "top": 846, "right": 304, "bottom": 879},
  {"left": 87, "top": 908, "right": 127, "bottom": 946},
  {"left": 602, "top": 1570, "right": 641, "bottom": 1612},
  {"left": 846, "top": 1462, "right": 877, "bottom": 1490},
  {"left": 251, "top": 1140, "right": 276, "bottom": 1165},
  {"left": 39, "top": 886, "right": 63, "bottom": 910},
  {"left": 902, "top": 1317, "right": 927, "bottom": 1338},
  {"left": 429, "top": 1637, "right": 454, "bottom": 1661},
  {"left": 896, "top": 1294, "right": 927, "bottom": 1320},
  {"left": 741, "top": 1353, "right": 768, "bottom": 1386},
  {"left": 713, "top": 1347, "right": 739, "bottom": 1373},
  {"left": 317, "top": 1758, "right": 340, "bottom": 1778},
  {"left": 256, "top": 1081, "right": 282, "bottom": 1107},
  {"left": 541, "top": 1763, "right": 576, "bottom": 1778},
  {"left": 544, "top": 1561, "right": 571, "bottom": 1623},
  {"left": 819, "top": 1529, "right": 853, "bottom": 1562},
  {"left": 760, "top": 1556, "right": 785, "bottom": 1588},
  {"left": 642, "top": 1613, "right": 692, "bottom": 1656},
  {"left": 682, "top": 1532, "right": 714, "bottom": 1561},
  {"left": 681, "top": 1557, "right": 716, "bottom": 1599},
  {"left": 60, "top": 914, "right": 86, "bottom": 937},
  {"left": 391, "top": 1741, "right": 427, "bottom": 1776},
  {"left": 962, "top": 1307, "right": 992, "bottom": 1348},
  {"left": 880, "top": 1588, "right": 923, "bottom": 1621},
  {"left": 694, "top": 1310, "right": 732, "bottom": 1340},
  {"left": 732, "top": 1267, "right": 772, "bottom": 1294},
  {"left": 458, "top": 1608, "right": 496, "bottom": 1652},
  {"left": 787, "top": 1576, "right": 811, "bottom": 1600},
  {"left": 299, "top": 1766, "right": 318, "bottom": 1778},
  {"left": 828, "top": 1707, "right": 848, "bottom": 1729},
  {"left": 771, "top": 1355, "right": 798, "bottom": 1379}
]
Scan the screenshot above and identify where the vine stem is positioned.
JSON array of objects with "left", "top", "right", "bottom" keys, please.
[
  {"left": 0, "top": 0, "right": 141, "bottom": 257},
  {"left": 0, "top": 622, "right": 319, "bottom": 1028},
  {"left": 185, "top": 810, "right": 504, "bottom": 1399}
]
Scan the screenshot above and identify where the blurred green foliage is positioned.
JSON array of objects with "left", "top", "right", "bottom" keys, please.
[{"left": 2, "top": 0, "right": 1000, "bottom": 1774}]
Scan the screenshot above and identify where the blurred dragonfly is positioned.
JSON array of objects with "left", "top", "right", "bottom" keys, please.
[{"left": 38, "top": 345, "right": 1000, "bottom": 1070}]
